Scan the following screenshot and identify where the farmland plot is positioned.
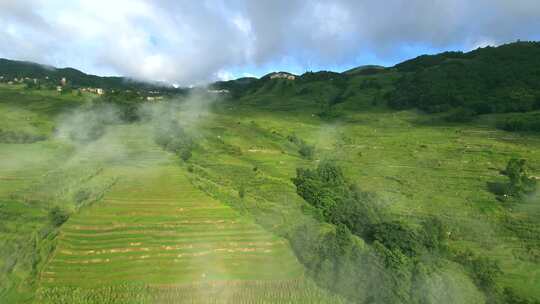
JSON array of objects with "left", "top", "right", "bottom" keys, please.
[{"left": 37, "top": 124, "right": 342, "bottom": 303}]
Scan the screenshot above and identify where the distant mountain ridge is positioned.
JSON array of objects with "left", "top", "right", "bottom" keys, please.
[
  {"left": 0, "top": 58, "right": 175, "bottom": 90},
  {"left": 211, "top": 41, "right": 540, "bottom": 120},
  {"left": 3, "top": 41, "right": 540, "bottom": 118},
  {"left": 343, "top": 65, "right": 386, "bottom": 75},
  {"left": 388, "top": 41, "right": 540, "bottom": 114}
]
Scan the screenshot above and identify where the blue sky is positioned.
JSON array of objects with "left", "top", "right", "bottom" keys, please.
[{"left": 1, "top": 1, "right": 540, "bottom": 85}]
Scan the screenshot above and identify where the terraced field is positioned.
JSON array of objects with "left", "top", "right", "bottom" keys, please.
[
  {"left": 3, "top": 79, "right": 538, "bottom": 302},
  {"left": 36, "top": 124, "right": 342, "bottom": 303}
]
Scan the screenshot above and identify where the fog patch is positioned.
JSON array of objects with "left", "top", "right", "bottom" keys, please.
[{"left": 55, "top": 104, "right": 119, "bottom": 144}]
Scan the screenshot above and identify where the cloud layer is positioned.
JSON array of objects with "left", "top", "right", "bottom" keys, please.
[{"left": 1, "top": 0, "right": 539, "bottom": 84}]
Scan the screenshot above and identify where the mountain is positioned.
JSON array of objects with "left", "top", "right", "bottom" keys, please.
[
  {"left": 3, "top": 41, "right": 540, "bottom": 118},
  {"left": 343, "top": 65, "right": 386, "bottom": 75},
  {"left": 0, "top": 58, "right": 177, "bottom": 91},
  {"left": 210, "top": 41, "right": 540, "bottom": 123},
  {"left": 2, "top": 41, "right": 540, "bottom": 304},
  {"left": 388, "top": 41, "right": 540, "bottom": 114}
]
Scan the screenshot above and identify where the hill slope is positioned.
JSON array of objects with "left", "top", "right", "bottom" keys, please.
[
  {"left": 1, "top": 41, "right": 540, "bottom": 303},
  {"left": 388, "top": 41, "right": 540, "bottom": 114},
  {"left": 0, "top": 58, "right": 177, "bottom": 91}
]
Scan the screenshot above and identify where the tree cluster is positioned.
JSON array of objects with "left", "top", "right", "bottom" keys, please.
[
  {"left": 501, "top": 158, "right": 537, "bottom": 198},
  {"left": 387, "top": 42, "right": 540, "bottom": 116},
  {"left": 290, "top": 161, "right": 529, "bottom": 303},
  {"left": 291, "top": 161, "right": 457, "bottom": 303}
]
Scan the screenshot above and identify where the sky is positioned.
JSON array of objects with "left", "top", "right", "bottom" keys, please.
[{"left": 1, "top": 0, "right": 540, "bottom": 85}]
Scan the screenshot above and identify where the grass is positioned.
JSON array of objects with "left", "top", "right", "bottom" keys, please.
[
  {"left": 0, "top": 80, "right": 539, "bottom": 302},
  {"left": 38, "top": 279, "right": 344, "bottom": 304},
  {"left": 186, "top": 103, "right": 540, "bottom": 300},
  {"left": 0, "top": 88, "right": 340, "bottom": 303},
  {"left": 33, "top": 126, "right": 344, "bottom": 303}
]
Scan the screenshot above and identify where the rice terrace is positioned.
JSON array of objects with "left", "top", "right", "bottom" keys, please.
[{"left": 1, "top": 1, "right": 540, "bottom": 303}]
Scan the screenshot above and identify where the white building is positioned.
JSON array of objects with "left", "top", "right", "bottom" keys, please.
[
  {"left": 207, "top": 89, "right": 230, "bottom": 94},
  {"left": 270, "top": 73, "right": 295, "bottom": 80}
]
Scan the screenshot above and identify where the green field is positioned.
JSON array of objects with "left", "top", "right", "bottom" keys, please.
[
  {"left": 1, "top": 58, "right": 540, "bottom": 304},
  {"left": 37, "top": 124, "right": 318, "bottom": 300},
  {"left": 0, "top": 89, "right": 343, "bottom": 303},
  {"left": 178, "top": 105, "right": 540, "bottom": 301}
]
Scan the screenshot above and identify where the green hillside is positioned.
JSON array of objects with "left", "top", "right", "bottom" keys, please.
[
  {"left": 388, "top": 41, "right": 540, "bottom": 116},
  {"left": 0, "top": 58, "right": 179, "bottom": 92},
  {"left": 1, "top": 41, "right": 540, "bottom": 303}
]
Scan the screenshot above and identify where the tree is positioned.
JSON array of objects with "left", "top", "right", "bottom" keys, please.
[
  {"left": 502, "top": 158, "right": 537, "bottom": 197},
  {"left": 366, "top": 221, "right": 423, "bottom": 258},
  {"left": 48, "top": 207, "right": 69, "bottom": 227}
]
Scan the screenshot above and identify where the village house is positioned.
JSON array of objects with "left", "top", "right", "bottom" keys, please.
[
  {"left": 80, "top": 87, "right": 105, "bottom": 95},
  {"left": 270, "top": 73, "right": 295, "bottom": 80},
  {"left": 207, "top": 89, "right": 230, "bottom": 94},
  {"left": 146, "top": 96, "right": 164, "bottom": 101}
]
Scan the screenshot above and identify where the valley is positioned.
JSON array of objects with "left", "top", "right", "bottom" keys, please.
[{"left": 1, "top": 42, "right": 540, "bottom": 303}]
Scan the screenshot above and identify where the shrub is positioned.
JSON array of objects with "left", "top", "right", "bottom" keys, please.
[
  {"left": 497, "top": 114, "right": 540, "bottom": 132},
  {"left": 48, "top": 207, "right": 69, "bottom": 227},
  {"left": 453, "top": 250, "right": 502, "bottom": 293},
  {"left": 501, "top": 158, "right": 537, "bottom": 197},
  {"left": 73, "top": 190, "right": 91, "bottom": 205},
  {"left": 287, "top": 134, "right": 302, "bottom": 145},
  {"left": 238, "top": 186, "right": 245, "bottom": 199},
  {"left": 298, "top": 142, "right": 315, "bottom": 160},
  {"left": 288, "top": 134, "right": 316, "bottom": 160},
  {"left": 420, "top": 217, "right": 448, "bottom": 252},
  {"left": 471, "top": 257, "right": 502, "bottom": 291},
  {"left": 503, "top": 288, "right": 540, "bottom": 304},
  {"left": 180, "top": 149, "right": 192, "bottom": 162}
]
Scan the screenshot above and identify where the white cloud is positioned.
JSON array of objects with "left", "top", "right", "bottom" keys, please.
[
  {"left": 0, "top": 0, "right": 539, "bottom": 84},
  {"left": 215, "top": 70, "right": 234, "bottom": 81}
]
